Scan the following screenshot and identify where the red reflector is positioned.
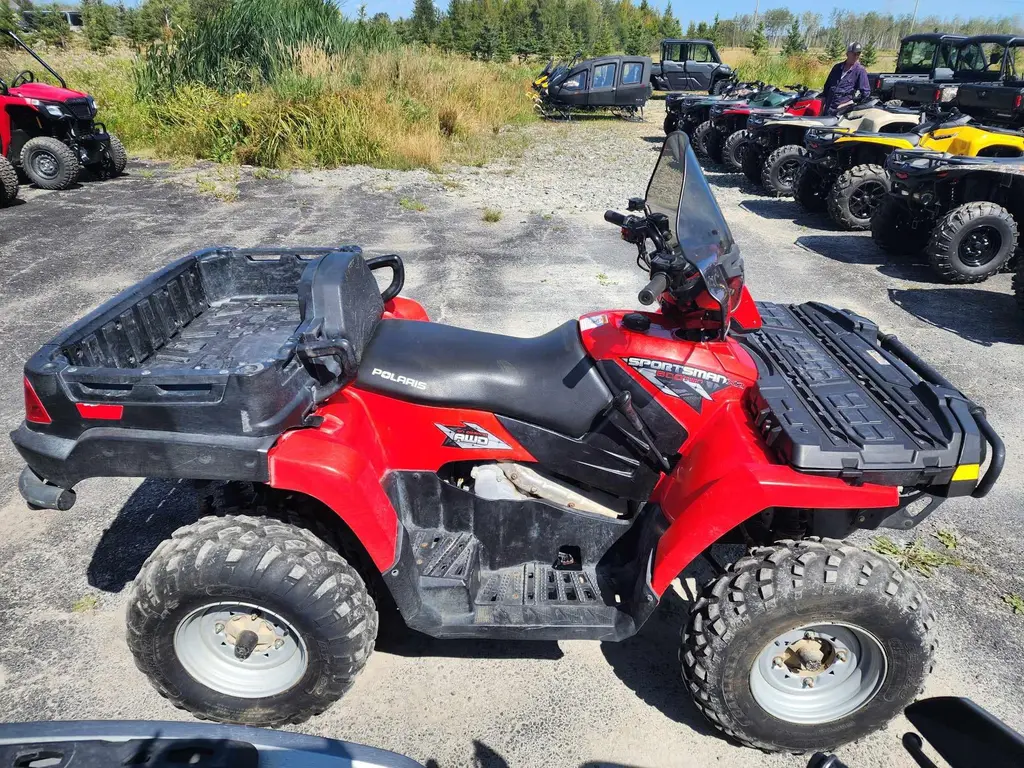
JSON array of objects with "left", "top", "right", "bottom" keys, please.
[
  {"left": 76, "top": 402, "right": 124, "bottom": 420},
  {"left": 24, "top": 378, "right": 51, "bottom": 424},
  {"left": 1016, "top": 94, "right": 1022, "bottom": 110},
  {"left": 934, "top": 89, "right": 941, "bottom": 102},
  {"left": 895, "top": 172, "right": 909, "bottom": 179}
]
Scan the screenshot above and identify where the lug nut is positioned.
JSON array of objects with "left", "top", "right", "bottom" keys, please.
[
  {"left": 803, "top": 678, "right": 815, "bottom": 689},
  {"left": 250, "top": 611, "right": 259, "bottom": 621},
  {"left": 772, "top": 656, "right": 785, "bottom": 669},
  {"left": 804, "top": 631, "right": 816, "bottom": 640},
  {"left": 214, "top": 622, "right": 225, "bottom": 633},
  {"left": 274, "top": 638, "right": 285, "bottom": 650},
  {"left": 836, "top": 650, "right": 848, "bottom": 662}
]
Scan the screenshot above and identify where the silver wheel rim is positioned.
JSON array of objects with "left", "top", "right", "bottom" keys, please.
[
  {"left": 749, "top": 622, "right": 887, "bottom": 725},
  {"left": 32, "top": 151, "right": 59, "bottom": 180},
  {"left": 174, "top": 601, "right": 308, "bottom": 698}
]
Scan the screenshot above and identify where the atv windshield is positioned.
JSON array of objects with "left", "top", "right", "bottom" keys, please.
[{"left": 645, "top": 133, "right": 744, "bottom": 333}]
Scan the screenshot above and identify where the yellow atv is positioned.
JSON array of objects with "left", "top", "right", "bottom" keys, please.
[{"left": 796, "top": 112, "right": 1024, "bottom": 230}]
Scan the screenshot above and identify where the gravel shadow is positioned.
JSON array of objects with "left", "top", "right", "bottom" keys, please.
[
  {"left": 888, "top": 287, "right": 1024, "bottom": 347},
  {"left": 741, "top": 198, "right": 830, "bottom": 227}
]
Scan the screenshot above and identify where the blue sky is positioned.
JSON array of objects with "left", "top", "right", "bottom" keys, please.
[{"left": 345, "top": 0, "right": 1024, "bottom": 24}]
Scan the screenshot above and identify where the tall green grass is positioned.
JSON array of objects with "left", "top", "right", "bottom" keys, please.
[
  {"left": 735, "top": 53, "right": 831, "bottom": 90},
  {"left": 134, "top": 0, "right": 397, "bottom": 96}
]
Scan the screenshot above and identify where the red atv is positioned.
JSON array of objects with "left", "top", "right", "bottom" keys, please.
[
  {"left": 1, "top": 30, "right": 126, "bottom": 201},
  {"left": 10, "top": 134, "right": 1002, "bottom": 753},
  {"left": 706, "top": 84, "right": 823, "bottom": 170}
]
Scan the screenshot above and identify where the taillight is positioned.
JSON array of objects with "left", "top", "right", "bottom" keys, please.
[
  {"left": 24, "top": 377, "right": 51, "bottom": 425},
  {"left": 76, "top": 402, "right": 123, "bottom": 420},
  {"left": 1015, "top": 94, "right": 1022, "bottom": 110},
  {"left": 934, "top": 88, "right": 942, "bottom": 102},
  {"left": 875, "top": 78, "right": 882, "bottom": 90},
  {"left": 895, "top": 172, "right": 909, "bottom": 179}
]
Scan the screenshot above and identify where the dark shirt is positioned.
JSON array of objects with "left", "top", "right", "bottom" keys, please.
[{"left": 822, "top": 61, "right": 871, "bottom": 114}]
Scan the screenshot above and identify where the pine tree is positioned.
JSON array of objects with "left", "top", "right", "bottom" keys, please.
[
  {"left": 0, "top": 1, "right": 17, "bottom": 40},
  {"left": 748, "top": 21, "right": 767, "bottom": 54},
  {"left": 410, "top": 0, "right": 438, "bottom": 45},
  {"left": 36, "top": 3, "right": 71, "bottom": 48},
  {"left": 659, "top": 1, "right": 680, "bottom": 39},
  {"left": 593, "top": 18, "right": 614, "bottom": 54},
  {"left": 781, "top": 18, "right": 804, "bottom": 56},
  {"left": 824, "top": 27, "right": 844, "bottom": 60},
  {"left": 82, "top": 0, "right": 116, "bottom": 52},
  {"left": 861, "top": 37, "right": 878, "bottom": 66}
]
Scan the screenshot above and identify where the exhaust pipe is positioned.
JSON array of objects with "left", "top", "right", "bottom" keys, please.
[{"left": 18, "top": 466, "right": 76, "bottom": 511}]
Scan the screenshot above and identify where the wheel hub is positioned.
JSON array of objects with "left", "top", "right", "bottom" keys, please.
[
  {"left": 959, "top": 226, "right": 1001, "bottom": 267},
  {"left": 751, "top": 622, "right": 887, "bottom": 724},
  {"left": 222, "top": 613, "right": 282, "bottom": 658},
  {"left": 849, "top": 181, "right": 886, "bottom": 220},
  {"left": 779, "top": 159, "right": 799, "bottom": 185},
  {"left": 34, "top": 152, "right": 58, "bottom": 179}
]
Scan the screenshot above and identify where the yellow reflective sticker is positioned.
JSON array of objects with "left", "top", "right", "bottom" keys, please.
[{"left": 952, "top": 464, "right": 980, "bottom": 482}]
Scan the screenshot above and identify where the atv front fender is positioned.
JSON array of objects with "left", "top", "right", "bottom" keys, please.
[{"left": 649, "top": 402, "right": 897, "bottom": 594}]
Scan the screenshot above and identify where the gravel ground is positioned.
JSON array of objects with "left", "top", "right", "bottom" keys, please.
[{"left": 1, "top": 100, "right": 1023, "bottom": 768}]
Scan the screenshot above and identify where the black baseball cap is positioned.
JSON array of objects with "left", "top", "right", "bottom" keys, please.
[{"left": 847, "top": 42, "right": 863, "bottom": 54}]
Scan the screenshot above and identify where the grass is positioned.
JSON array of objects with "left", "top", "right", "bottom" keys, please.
[
  {"left": 399, "top": 197, "right": 427, "bottom": 212},
  {"left": 935, "top": 528, "right": 959, "bottom": 550},
  {"left": 596, "top": 272, "right": 617, "bottom": 286},
  {"left": 869, "top": 535, "right": 962, "bottom": 578},
  {"left": 482, "top": 208, "right": 502, "bottom": 222},
  {"left": 1004, "top": 593, "right": 1024, "bottom": 615},
  {"left": 71, "top": 594, "right": 100, "bottom": 612},
  {"left": 1, "top": 42, "right": 537, "bottom": 171}
]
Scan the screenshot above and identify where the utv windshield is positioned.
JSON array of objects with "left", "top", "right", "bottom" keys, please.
[{"left": 897, "top": 40, "right": 939, "bottom": 73}]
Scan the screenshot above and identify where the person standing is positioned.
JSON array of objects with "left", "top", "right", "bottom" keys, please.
[{"left": 822, "top": 42, "right": 871, "bottom": 115}]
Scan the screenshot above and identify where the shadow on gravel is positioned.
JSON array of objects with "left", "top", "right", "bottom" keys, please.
[
  {"left": 426, "top": 741, "right": 510, "bottom": 768},
  {"left": 88, "top": 478, "right": 202, "bottom": 592},
  {"left": 741, "top": 199, "right": 829, "bottom": 228},
  {"left": 375, "top": 612, "right": 564, "bottom": 661},
  {"left": 889, "top": 288, "right": 1024, "bottom": 347},
  {"left": 642, "top": 136, "right": 665, "bottom": 143},
  {"left": 796, "top": 235, "right": 956, "bottom": 283},
  {"left": 701, "top": 169, "right": 762, "bottom": 195}
]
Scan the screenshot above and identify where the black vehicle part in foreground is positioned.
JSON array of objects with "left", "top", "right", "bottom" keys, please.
[
  {"left": 0, "top": 720, "right": 423, "bottom": 768},
  {"left": 879, "top": 148, "right": 1024, "bottom": 283}
]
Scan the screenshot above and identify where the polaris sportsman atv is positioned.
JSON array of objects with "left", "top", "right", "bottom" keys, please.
[
  {"left": 791, "top": 109, "right": 1021, "bottom": 230},
  {"left": 1, "top": 30, "right": 127, "bottom": 191},
  {"left": 705, "top": 85, "right": 823, "bottom": 169},
  {"left": 875, "top": 147, "right": 1024, "bottom": 284},
  {"left": 10, "top": 133, "right": 1002, "bottom": 753},
  {"left": 663, "top": 80, "right": 764, "bottom": 136},
  {"left": 740, "top": 99, "right": 918, "bottom": 196}
]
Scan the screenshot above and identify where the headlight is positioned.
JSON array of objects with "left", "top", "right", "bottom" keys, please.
[
  {"left": 43, "top": 104, "right": 66, "bottom": 117},
  {"left": 87, "top": 96, "right": 97, "bottom": 112}
]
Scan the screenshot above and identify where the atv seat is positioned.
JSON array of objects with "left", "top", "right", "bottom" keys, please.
[{"left": 355, "top": 319, "right": 613, "bottom": 437}]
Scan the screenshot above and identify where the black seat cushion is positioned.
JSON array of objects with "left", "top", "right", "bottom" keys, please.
[
  {"left": 298, "top": 250, "right": 384, "bottom": 385},
  {"left": 355, "top": 319, "right": 612, "bottom": 437}
]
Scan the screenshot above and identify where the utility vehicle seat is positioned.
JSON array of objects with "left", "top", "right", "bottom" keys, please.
[{"left": 355, "top": 319, "right": 613, "bottom": 437}]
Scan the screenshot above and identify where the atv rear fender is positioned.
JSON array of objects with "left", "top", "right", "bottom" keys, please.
[{"left": 649, "top": 400, "right": 897, "bottom": 594}]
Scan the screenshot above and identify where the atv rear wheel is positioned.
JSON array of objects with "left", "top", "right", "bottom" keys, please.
[
  {"left": 827, "top": 164, "right": 889, "bottom": 230},
  {"left": 682, "top": 539, "right": 935, "bottom": 753},
  {"left": 0, "top": 156, "right": 18, "bottom": 206},
  {"left": 761, "top": 144, "right": 806, "bottom": 197},
  {"left": 871, "top": 197, "right": 931, "bottom": 256},
  {"left": 712, "top": 79, "right": 730, "bottom": 96},
  {"left": 693, "top": 120, "right": 715, "bottom": 158},
  {"left": 723, "top": 129, "right": 752, "bottom": 172},
  {"left": 127, "top": 514, "right": 377, "bottom": 726},
  {"left": 793, "top": 162, "right": 828, "bottom": 213},
  {"left": 108, "top": 134, "right": 128, "bottom": 176},
  {"left": 926, "top": 202, "right": 1018, "bottom": 283},
  {"left": 705, "top": 127, "right": 725, "bottom": 164},
  {"left": 20, "top": 136, "right": 80, "bottom": 190}
]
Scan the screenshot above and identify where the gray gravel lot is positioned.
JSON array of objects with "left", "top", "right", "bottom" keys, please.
[{"left": 1, "top": 100, "right": 1023, "bottom": 768}]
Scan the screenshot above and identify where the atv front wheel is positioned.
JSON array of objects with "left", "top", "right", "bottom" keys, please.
[
  {"left": 827, "top": 164, "right": 889, "bottom": 230},
  {"left": 693, "top": 120, "right": 715, "bottom": 158},
  {"left": 0, "top": 156, "right": 18, "bottom": 206},
  {"left": 723, "top": 129, "right": 752, "bottom": 172},
  {"left": 793, "top": 162, "right": 828, "bottom": 213},
  {"left": 871, "top": 197, "right": 931, "bottom": 256},
  {"left": 761, "top": 144, "right": 806, "bottom": 197},
  {"left": 682, "top": 539, "right": 935, "bottom": 752},
  {"left": 705, "top": 127, "right": 725, "bottom": 165},
  {"left": 712, "top": 79, "right": 730, "bottom": 96},
  {"left": 664, "top": 114, "right": 679, "bottom": 134},
  {"left": 926, "top": 202, "right": 1019, "bottom": 283},
  {"left": 127, "top": 514, "right": 378, "bottom": 726},
  {"left": 108, "top": 134, "right": 128, "bottom": 176},
  {"left": 20, "top": 136, "right": 80, "bottom": 190}
]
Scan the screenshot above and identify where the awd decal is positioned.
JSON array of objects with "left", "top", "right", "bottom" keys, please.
[
  {"left": 624, "top": 356, "right": 736, "bottom": 413},
  {"left": 371, "top": 367, "right": 427, "bottom": 390},
  {"left": 436, "top": 422, "right": 512, "bottom": 450}
]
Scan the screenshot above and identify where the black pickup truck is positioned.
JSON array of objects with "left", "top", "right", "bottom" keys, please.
[
  {"left": 956, "top": 35, "right": 1024, "bottom": 127},
  {"left": 871, "top": 33, "right": 964, "bottom": 102},
  {"left": 891, "top": 34, "right": 1017, "bottom": 108},
  {"left": 650, "top": 38, "right": 733, "bottom": 94}
]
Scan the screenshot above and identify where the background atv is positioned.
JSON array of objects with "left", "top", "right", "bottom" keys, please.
[
  {"left": 792, "top": 111, "right": 1024, "bottom": 230},
  {"left": 10, "top": 134, "right": 1003, "bottom": 753},
  {"left": 663, "top": 80, "right": 764, "bottom": 135},
  {"left": 741, "top": 99, "right": 918, "bottom": 197},
  {"left": 1, "top": 30, "right": 126, "bottom": 190},
  {"left": 706, "top": 85, "right": 822, "bottom": 169},
  {"left": 875, "top": 148, "right": 1024, "bottom": 283}
]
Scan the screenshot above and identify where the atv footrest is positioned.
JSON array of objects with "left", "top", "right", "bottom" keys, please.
[{"left": 742, "top": 302, "right": 983, "bottom": 489}]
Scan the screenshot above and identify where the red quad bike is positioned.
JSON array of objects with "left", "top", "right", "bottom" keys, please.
[
  {"left": 706, "top": 85, "right": 823, "bottom": 171},
  {"left": 0, "top": 30, "right": 126, "bottom": 198},
  {"left": 10, "top": 134, "right": 1003, "bottom": 753}
]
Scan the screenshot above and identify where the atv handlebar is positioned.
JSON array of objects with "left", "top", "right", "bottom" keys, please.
[
  {"left": 638, "top": 272, "right": 668, "bottom": 305},
  {"left": 604, "top": 210, "right": 626, "bottom": 226}
]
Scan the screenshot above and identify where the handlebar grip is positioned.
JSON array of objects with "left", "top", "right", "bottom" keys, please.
[
  {"left": 638, "top": 273, "right": 668, "bottom": 306},
  {"left": 604, "top": 210, "right": 626, "bottom": 226}
]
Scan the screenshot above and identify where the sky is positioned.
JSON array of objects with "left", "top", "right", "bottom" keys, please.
[{"left": 349, "top": 0, "right": 1024, "bottom": 25}]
